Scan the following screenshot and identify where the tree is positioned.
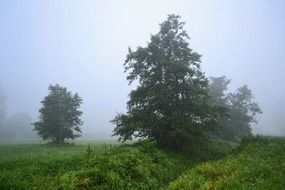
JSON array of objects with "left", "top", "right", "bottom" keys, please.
[
  {"left": 33, "top": 84, "right": 83, "bottom": 143},
  {"left": 226, "top": 85, "right": 262, "bottom": 140},
  {"left": 208, "top": 76, "right": 231, "bottom": 136},
  {"left": 112, "top": 15, "right": 220, "bottom": 150},
  {"left": 0, "top": 87, "right": 6, "bottom": 133},
  {"left": 0, "top": 87, "right": 6, "bottom": 123},
  {"left": 209, "top": 76, "right": 231, "bottom": 106},
  {"left": 209, "top": 76, "right": 262, "bottom": 141}
]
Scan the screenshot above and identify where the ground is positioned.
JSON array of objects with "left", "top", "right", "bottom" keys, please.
[
  {"left": 167, "top": 136, "right": 285, "bottom": 190},
  {"left": 0, "top": 137, "right": 284, "bottom": 189}
]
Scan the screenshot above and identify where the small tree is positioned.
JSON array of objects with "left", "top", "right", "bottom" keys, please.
[
  {"left": 226, "top": 85, "right": 262, "bottom": 140},
  {"left": 208, "top": 76, "right": 231, "bottom": 136},
  {"left": 209, "top": 76, "right": 231, "bottom": 106},
  {"left": 33, "top": 84, "right": 83, "bottom": 143},
  {"left": 112, "top": 15, "right": 220, "bottom": 150},
  {"left": 209, "top": 77, "right": 262, "bottom": 141},
  {"left": 0, "top": 87, "right": 6, "bottom": 139},
  {"left": 0, "top": 87, "right": 6, "bottom": 129}
]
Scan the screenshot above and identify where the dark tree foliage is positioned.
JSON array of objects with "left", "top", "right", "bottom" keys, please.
[
  {"left": 33, "top": 84, "right": 83, "bottom": 143},
  {"left": 208, "top": 76, "right": 231, "bottom": 136},
  {"left": 209, "top": 76, "right": 262, "bottom": 141},
  {"left": 209, "top": 76, "right": 231, "bottom": 106},
  {"left": 112, "top": 15, "right": 220, "bottom": 150},
  {"left": 226, "top": 85, "right": 262, "bottom": 140}
]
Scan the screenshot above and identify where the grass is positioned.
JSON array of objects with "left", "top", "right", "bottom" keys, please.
[
  {"left": 0, "top": 138, "right": 235, "bottom": 190},
  {"left": 56, "top": 141, "right": 196, "bottom": 190},
  {"left": 0, "top": 139, "right": 117, "bottom": 161},
  {"left": 2, "top": 136, "right": 282, "bottom": 189},
  {"left": 0, "top": 139, "right": 193, "bottom": 190},
  {"left": 167, "top": 136, "right": 285, "bottom": 190},
  {"left": 0, "top": 139, "right": 121, "bottom": 189}
]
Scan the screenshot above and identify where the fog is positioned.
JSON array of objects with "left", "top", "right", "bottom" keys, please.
[{"left": 0, "top": 0, "right": 284, "bottom": 139}]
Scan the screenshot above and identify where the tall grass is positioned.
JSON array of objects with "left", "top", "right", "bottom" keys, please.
[{"left": 167, "top": 136, "right": 285, "bottom": 190}]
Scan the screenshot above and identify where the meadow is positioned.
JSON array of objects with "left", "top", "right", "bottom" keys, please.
[
  {"left": 0, "top": 139, "right": 118, "bottom": 189},
  {"left": 0, "top": 136, "right": 284, "bottom": 189},
  {"left": 167, "top": 136, "right": 285, "bottom": 190}
]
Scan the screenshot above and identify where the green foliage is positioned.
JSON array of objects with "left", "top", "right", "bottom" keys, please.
[
  {"left": 167, "top": 136, "right": 285, "bottom": 190},
  {"left": 209, "top": 76, "right": 230, "bottom": 107},
  {"left": 33, "top": 84, "right": 83, "bottom": 143},
  {"left": 0, "top": 140, "right": 196, "bottom": 190},
  {"left": 4, "top": 138, "right": 279, "bottom": 190},
  {"left": 209, "top": 76, "right": 262, "bottom": 141},
  {"left": 112, "top": 14, "right": 221, "bottom": 150},
  {"left": 183, "top": 137, "right": 237, "bottom": 162},
  {"left": 0, "top": 142, "right": 90, "bottom": 190},
  {"left": 57, "top": 140, "right": 194, "bottom": 190}
]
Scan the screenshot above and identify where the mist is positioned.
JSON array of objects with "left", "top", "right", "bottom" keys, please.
[{"left": 0, "top": 0, "right": 285, "bottom": 139}]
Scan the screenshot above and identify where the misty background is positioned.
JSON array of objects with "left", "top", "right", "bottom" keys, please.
[{"left": 0, "top": 0, "right": 284, "bottom": 139}]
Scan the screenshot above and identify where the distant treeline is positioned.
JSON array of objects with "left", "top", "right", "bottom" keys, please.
[{"left": 0, "top": 112, "right": 36, "bottom": 139}]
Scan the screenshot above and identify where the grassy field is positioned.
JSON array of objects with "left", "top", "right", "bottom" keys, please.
[
  {"left": 167, "top": 136, "right": 285, "bottom": 190},
  {"left": 0, "top": 139, "right": 195, "bottom": 189},
  {"left": 0, "top": 139, "right": 119, "bottom": 189},
  {"left": 0, "top": 139, "right": 117, "bottom": 161},
  {"left": 0, "top": 136, "right": 283, "bottom": 189},
  {"left": 0, "top": 138, "right": 234, "bottom": 190}
]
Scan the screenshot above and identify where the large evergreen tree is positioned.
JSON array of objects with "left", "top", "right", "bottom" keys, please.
[
  {"left": 33, "top": 84, "right": 83, "bottom": 143},
  {"left": 112, "top": 15, "right": 219, "bottom": 149}
]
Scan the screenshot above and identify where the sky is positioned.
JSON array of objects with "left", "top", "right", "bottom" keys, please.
[{"left": 0, "top": 0, "right": 285, "bottom": 138}]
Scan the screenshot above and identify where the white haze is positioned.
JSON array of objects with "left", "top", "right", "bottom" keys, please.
[{"left": 0, "top": 0, "right": 284, "bottom": 138}]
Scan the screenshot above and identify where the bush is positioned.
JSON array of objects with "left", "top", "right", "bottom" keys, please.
[{"left": 57, "top": 141, "right": 193, "bottom": 190}]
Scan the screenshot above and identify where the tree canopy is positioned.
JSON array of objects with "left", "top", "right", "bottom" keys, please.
[
  {"left": 112, "top": 15, "right": 220, "bottom": 149},
  {"left": 209, "top": 76, "right": 262, "bottom": 141},
  {"left": 33, "top": 84, "right": 83, "bottom": 143},
  {"left": 209, "top": 76, "right": 231, "bottom": 106}
]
